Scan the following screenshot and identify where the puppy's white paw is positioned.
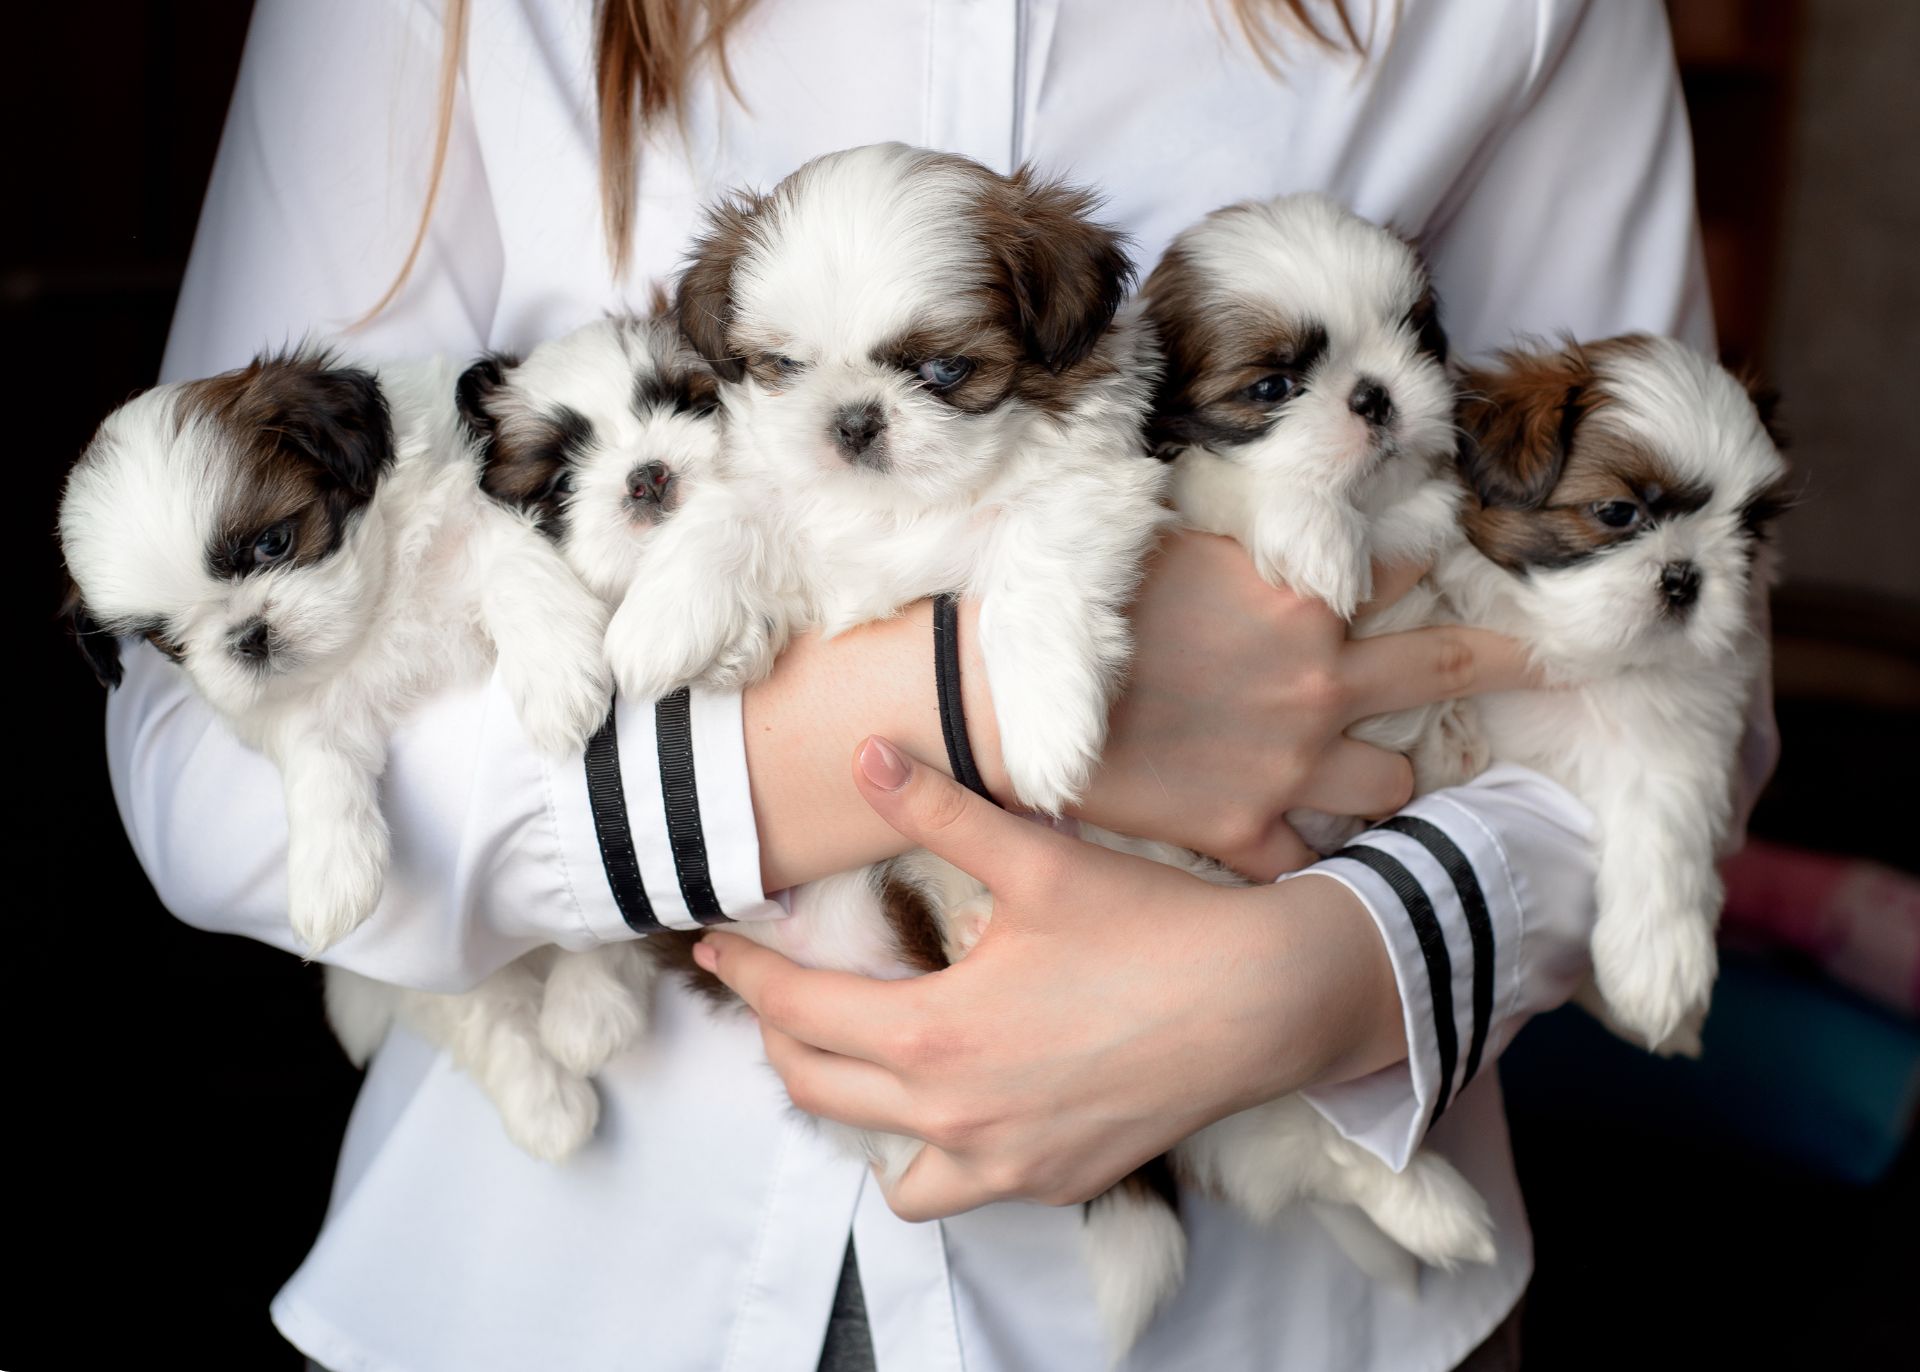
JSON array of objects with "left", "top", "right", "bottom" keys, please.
[
  {"left": 996, "top": 693, "right": 1101, "bottom": 814},
  {"left": 506, "top": 644, "right": 613, "bottom": 756},
  {"left": 288, "top": 820, "right": 388, "bottom": 954},
  {"left": 605, "top": 589, "right": 721, "bottom": 703},
  {"left": 539, "top": 952, "right": 651, "bottom": 1076},
  {"left": 1250, "top": 507, "right": 1370, "bottom": 620},
  {"left": 702, "top": 616, "right": 779, "bottom": 692},
  {"left": 498, "top": 1063, "right": 601, "bottom": 1163},
  {"left": 1412, "top": 699, "right": 1490, "bottom": 794},
  {"left": 1368, "top": 1154, "right": 1496, "bottom": 1270},
  {"left": 1592, "top": 909, "right": 1719, "bottom": 1050},
  {"left": 940, "top": 894, "right": 995, "bottom": 963}
]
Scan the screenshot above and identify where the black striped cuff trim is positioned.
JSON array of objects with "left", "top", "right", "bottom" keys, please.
[
  {"left": 656, "top": 687, "right": 727, "bottom": 925},
  {"left": 934, "top": 594, "right": 993, "bottom": 803},
  {"left": 1378, "top": 815, "right": 1494, "bottom": 1091},
  {"left": 1332, "top": 842, "right": 1458, "bottom": 1131},
  {"left": 583, "top": 704, "right": 659, "bottom": 933}
]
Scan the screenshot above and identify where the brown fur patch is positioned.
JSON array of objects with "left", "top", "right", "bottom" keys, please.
[
  {"left": 177, "top": 351, "right": 393, "bottom": 580},
  {"left": 676, "top": 191, "right": 768, "bottom": 382},
  {"left": 459, "top": 350, "right": 592, "bottom": 537}
]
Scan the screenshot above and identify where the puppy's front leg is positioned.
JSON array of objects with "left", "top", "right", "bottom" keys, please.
[
  {"left": 1248, "top": 490, "right": 1371, "bottom": 621},
  {"left": 604, "top": 487, "right": 784, "bottom": 700},
  {"left": 274, "top": 723, "right": 389, "bottom": 954},
  {"left": 975, "top": 482, "right": 1159, "bottom": 813},
  {"left": 475, "top": 509, "right": 613, "bottom": 755},
  {"left": 1586, "top": 730, "right": 1733, "bottom": 1051}
]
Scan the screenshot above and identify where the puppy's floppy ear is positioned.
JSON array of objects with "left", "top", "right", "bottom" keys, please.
[
  {"left": 991, "top": 169, "right": 1135, "bottom": 373},
  {"left": 455, "top": 351, "right": 521, "bottom": 457},
  {"left": 677, "top": 192, "right": 765, "bottom": 383},
  {"left": 60, "top": 578, "right": 122, "bottom": 689},
  {"left": 250, "top": 351, "right": 395, "bottom": 499},
  {"left": 1455, "top": 343, "right": 1594, "bottom": 509}
]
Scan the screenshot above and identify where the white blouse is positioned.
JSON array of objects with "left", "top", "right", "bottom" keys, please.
[{"left": 114, "top": 0, "right": 1712, "bottom": 1368}]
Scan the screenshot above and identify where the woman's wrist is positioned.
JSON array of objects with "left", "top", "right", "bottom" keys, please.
[
  {"left": 743, "top": 598, "right": 1006, "bottom": 889},
  {"left": 1246, "top": 873, "right": 1408, "bottom": 1099}
]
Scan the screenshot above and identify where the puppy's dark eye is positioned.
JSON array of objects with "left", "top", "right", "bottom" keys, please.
[
  {"left": 1241, "top": 374, "right": 1296, "bottom": 405},
  {"left": 916, "top": 357, "right": 974, "bottom": 391},
  {"left": 1592, "top": 500, "right": 1642, "bottom": 530},
  {"left": 766, "top": 354, "right": 803, "bottom": 375},
  {"left": 252, "top": 521, "right": 295, "bottom": 565}
]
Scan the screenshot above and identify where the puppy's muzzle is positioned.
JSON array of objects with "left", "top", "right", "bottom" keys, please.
[
  {"left": 230, "top": 617, "right": 273, "bottom": 664},
  {"left": 1660, "top": 560, "right": 1702, "bottom": 614},
  {"left": 1349, "top": 379, "right": 1393, "bottom": 428},
  {"left": 627, "top": 460, "right": 674, "bottom": 511},
  {"left": 832, "top": 402, "right": 888, "bottom": 468}
]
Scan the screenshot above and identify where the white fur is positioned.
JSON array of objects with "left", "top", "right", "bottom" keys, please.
[
  {"left": 1437, "top": 336, "right": 1785, "bottom": 1050},
  {"left": 60, "top": 349, "right": 617, "bottom": 1159}
]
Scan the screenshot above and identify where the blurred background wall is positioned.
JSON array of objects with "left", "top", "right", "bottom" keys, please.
[{"left": 6, "top": 2, "right": 1915, "bottom": 1368}]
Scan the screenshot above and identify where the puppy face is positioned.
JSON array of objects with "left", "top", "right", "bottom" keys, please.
[
  {"left": 1457, "top": 334, "right": 1792, "bottom": 666},
  {"left": 57, "top": 350, "right": 394, "bottom": 710},
  {"left": 460, "top": 315, "right": 721, "bottom": 602},
  {"left": 676, "top": 142, "right": 1133, "bottom": 505},
  {"left": 1144, "top": 192, "right": 1455, "bottom": 504}
]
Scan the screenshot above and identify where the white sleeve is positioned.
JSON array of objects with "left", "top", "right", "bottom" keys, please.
[
  {"left": 1297, "top": 766, "right": 1595, "bottom": 1170},
  {"left": 106, "top": 0, "right": 777, "bottom": 995}
]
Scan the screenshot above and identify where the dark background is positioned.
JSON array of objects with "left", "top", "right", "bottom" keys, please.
[{"left": 7, "top": 2, "right": 1916, "bottom": 1368}]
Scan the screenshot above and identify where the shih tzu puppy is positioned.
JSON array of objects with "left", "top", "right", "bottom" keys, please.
[
  {"left": 638, "top": 140, "right": 1169, "bottom": 815},
  {"left": 1046, "top": 193, "right": 1500, "bottom": 1358},
  {"left": 1440, "top": 333, "right": 1791, "bottom": 1052},
  {"left": 1145, "top": 190, "right": 1484, "bottom": 850},
  {"left": 58, "top": 346, "right": 623, "bottom": 1160},
  {"left": 456, "top": 311, "right": 727, "bottom": 1082}
]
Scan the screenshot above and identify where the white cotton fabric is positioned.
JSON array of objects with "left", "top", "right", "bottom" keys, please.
[{"left": 110, "top": 0, "right": 1719, "bottom": 1367}]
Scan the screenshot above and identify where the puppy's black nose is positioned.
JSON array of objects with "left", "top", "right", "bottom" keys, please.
[
  {"left": 1349, "top": 379, "right": 1393, "bottom": 427},
  {"left": 232, "top": 619, "right": 271, "bottom": 661},
  {"left": 627, "top": 460, "right": 672, "bottom": 504},
  {"left": 832, "top": 402, "right": 886, "bottom": 461},
  {"left": 1661, "top": 561, "right": 1701, "bottom": 611}
]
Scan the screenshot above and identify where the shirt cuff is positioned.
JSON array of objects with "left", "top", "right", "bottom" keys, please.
[
  {"left": 1298, "top": 764, "right": 1596, "bottom": 1171},
  {"left": 548, "top": 685, "right": 784, "bottom": 940}
]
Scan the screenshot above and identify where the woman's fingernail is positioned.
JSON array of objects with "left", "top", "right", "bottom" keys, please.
[
  {"left": 858, "top": 736, "right": 910, "bottom": 791},
  {"left": 692, "top": 938, "right": 718, "bottom": 972}
]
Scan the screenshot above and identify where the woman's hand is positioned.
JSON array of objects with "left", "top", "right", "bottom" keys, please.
[
  {"left": 1075, "top": 530, "right": 1537, "bottom": 878},
  {"left": 696, "top": 736, "right": 1407, "bottom": 1222}
]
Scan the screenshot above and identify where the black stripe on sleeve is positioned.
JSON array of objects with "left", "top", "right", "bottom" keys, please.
[
  {"left": 655, "top": 686, "right": 727, "bottom": 925},
  {"left": 583, "top": 705, "right": 659, "bottom": 932},
  {"left": 1332, "top": 842, "right": 1458, "bottom": 1131},
  {"left": 1378, "top": 815, "right": 1495, "bottom": 1091}
]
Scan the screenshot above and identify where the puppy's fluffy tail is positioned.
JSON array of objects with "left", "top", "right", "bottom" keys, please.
[{"left": 1081, "top": 1166, "right": 1187, "bottom": 1362}]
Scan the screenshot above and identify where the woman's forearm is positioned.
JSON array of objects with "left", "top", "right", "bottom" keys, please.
[{"left": 744, "top": 599, "right": 1005, "bottom": 890}]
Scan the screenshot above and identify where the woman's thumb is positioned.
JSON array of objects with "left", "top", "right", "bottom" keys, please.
[{"left": 852, "top": 736, "right": 1042, "bottom": 886}]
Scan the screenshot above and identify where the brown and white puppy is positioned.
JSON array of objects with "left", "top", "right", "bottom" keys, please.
[
  {"left": 1439, "top": 333, "right": 1791, "bottom": 1053},
  {"left": 1144, "top": 192, "right": 1484, "bottom": 853},
  {"left": 614, "top": 142, "right": 1167, "bottom": 814},
  {"left": 1055, "top": 195, "right": 1500, "bottom": 1360},
  {"left": 58, "top": 347, "right": 619, "bottom": 1160}
]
